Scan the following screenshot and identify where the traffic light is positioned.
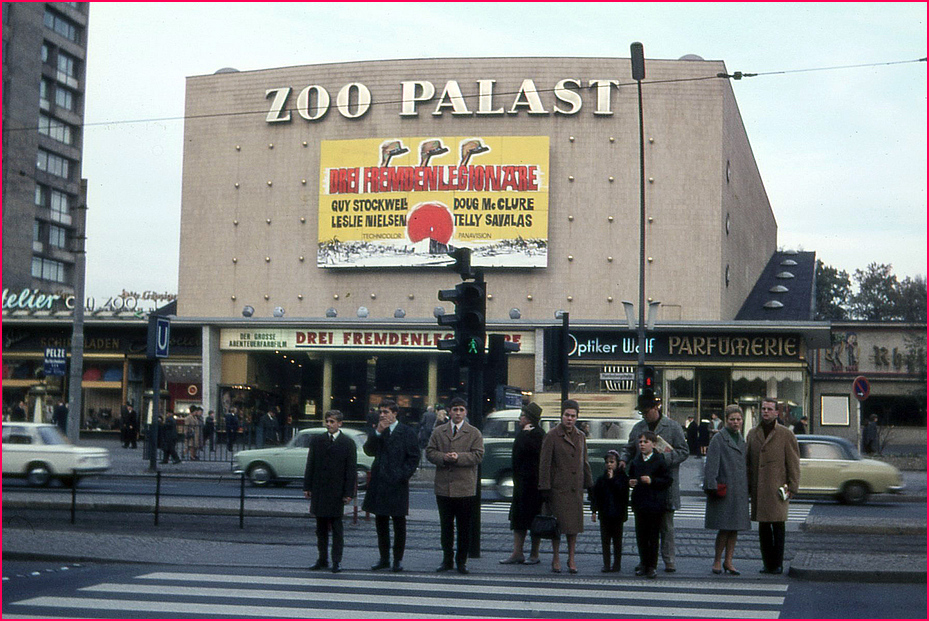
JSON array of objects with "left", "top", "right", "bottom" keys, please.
[
  {"left": 642, "top": 365, "right": 656, "bottom": 390},
  {"left": 437, "top": 276, "right": 486, "bottom": 365}
]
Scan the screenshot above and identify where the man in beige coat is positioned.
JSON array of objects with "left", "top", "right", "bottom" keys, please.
[
  {"left": 746, "top": 398, "right": 800, "bottom": 574},
  {"left": 426, "top": 397, "right": 484, "bottom": 574}
]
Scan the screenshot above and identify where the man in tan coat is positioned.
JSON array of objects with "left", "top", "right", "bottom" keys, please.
[
  {"left": 426, "top": 397, "right": 484, "bottom": 574},
  {"left": 746, "top": 398, "right": 800, "bottom": 574}
]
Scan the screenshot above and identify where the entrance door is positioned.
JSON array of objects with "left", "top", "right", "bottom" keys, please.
[{"left": 697, "top": 369, "right": 728, "bottom": 422}]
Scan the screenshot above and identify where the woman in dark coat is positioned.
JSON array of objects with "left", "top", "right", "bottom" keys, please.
[
  {"left": 539, "top": 399, "right": 593, "bottom": 574},
  {"left": 704, "top": 405, "right": 750, "bottom": 575},
  {"left": 500, "top": 402, "right": 546, "bottom": 565}
]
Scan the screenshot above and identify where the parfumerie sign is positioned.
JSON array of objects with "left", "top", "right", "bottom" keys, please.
[
  {"left": 266, "top": 78, "right": 633, "bottom": 122},
  {"left": 221, "top": 328, "right": 533, "bottom": 353},
  {"left": 568, "top": 330, "right": 802, "bottom": 361}
]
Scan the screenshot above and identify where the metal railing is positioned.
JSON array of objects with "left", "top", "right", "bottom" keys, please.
[{"left": 3, "top": 470, "right": 365, "bottom": 529}]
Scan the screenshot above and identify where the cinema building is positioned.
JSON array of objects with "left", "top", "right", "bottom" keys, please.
[{"left": 177, "top": 56, "right": 831, "bottom": 429}]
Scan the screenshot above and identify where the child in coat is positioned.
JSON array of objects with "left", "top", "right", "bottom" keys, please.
[
  {"left": 627, "top": 431, "right": 672, "bottom": 579},
  {"left": 589, "top": 449, "right": 629, "bottom": 572}
]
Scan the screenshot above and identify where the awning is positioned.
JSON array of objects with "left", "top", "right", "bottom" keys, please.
[{"left": 732, "top": 369, "right": 803, "bottom": 383}]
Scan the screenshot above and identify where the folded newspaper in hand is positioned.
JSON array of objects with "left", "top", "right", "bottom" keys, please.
[{"left": 654, "top": 435, "right": 673, "bottom": 454}]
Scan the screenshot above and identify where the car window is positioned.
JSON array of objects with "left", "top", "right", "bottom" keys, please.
[
  {"left": 2, "top": 426, "right": 24, "bottom": 442},
  {"left": 803, "top": 442, "right": 844, "bottom": 460},
  {"left": 37, "top": 426, "right": 70, "bottom": 445},
  {"left": 292, "top": 433, "right": 312, "bottom": 448},
  {"left": 483, "top": 419, "right": 518, "bottom": 438}
]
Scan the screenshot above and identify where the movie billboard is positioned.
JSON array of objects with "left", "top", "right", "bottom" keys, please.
[{"left": 318, "top": 136, "right": 549, "bottom": 268}]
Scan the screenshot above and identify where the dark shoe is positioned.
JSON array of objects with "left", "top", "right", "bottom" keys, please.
[
  {"left": 436, "top": 562, "right": 453, "bottom": 572},
  {"left": 331, "top": 563, "right": 341, "bottom": 573},
  {"left": 499, "top": 557, "right": 524, "bottom": 565},
  {"left": 551, "top": 563, "right": 562, "bottom": 574},
  {"left": 645, "top": 568, "right": 658, "bottom": 579},
  {"left": 391, "top": 561, "right": 403, "bottom": 572},
  {"left": 371, "top": 560, "right": 390, "bottom": 571},
  {"left": 601, "top": 566, "right": 612, "bottom": 573},
  {"left": 611, "top": 565, "right": 621, "bottom": 573},
  {"left": 712, "top": 566, "right": 723, "bottom": 575},
  {"left": 771, "top": 566, "right": 783, "bottom": 574},
  {"left": 522, "top": 558, "right": 541, "bottom": 565},
  {"left": 309, "top": 560, "right": 329, "bottom": 570},
  {"left": 634, "top": 566, "right": 645, "bottom": 576},
  {"left": 664, "top": 563, "right": 676, "bottom": 573},
  {"left": 723, "top": 564, "right": 740, "bottom": 576},
  {"left": 457, "top": 565, "right": 469, "bottom": 575},
  {"left": 172, "top": 459, "right": 181, "bottom": 464},
  {"left": 568, "top": 566, "right": 578, "bottom": 574}
]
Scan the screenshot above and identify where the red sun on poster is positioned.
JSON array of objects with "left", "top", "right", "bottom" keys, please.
[{"left": 406, "top": 202, "right": 454, "bottom": 244}]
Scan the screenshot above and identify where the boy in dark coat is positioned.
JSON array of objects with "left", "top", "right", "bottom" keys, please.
[
  {"left": 304, "top": 410, "right": 357, "bottom": 573},
  {"left": 628, "top": 431, "right": 672, "bottom": 579},
  {"left": 590, "top": 449, "right": 629, "bottom": 572},
  {"left": 362, "top": 399, "right": 420, "bottom": 572}
]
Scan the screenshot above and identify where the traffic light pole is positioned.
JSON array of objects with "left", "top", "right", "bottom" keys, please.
[
  {"left": 467, "top": 363, "right": 483, "bottom": 558},
  {"left": 632, "top": 42, "right": 648, "bottom": 393}
]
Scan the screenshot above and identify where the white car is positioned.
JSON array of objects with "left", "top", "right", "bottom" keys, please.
[{"left": 2, "top": 423, "right": 111, "bottom": 486}]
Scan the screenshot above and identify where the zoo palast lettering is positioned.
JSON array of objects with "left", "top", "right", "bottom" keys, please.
[{"left": 266, "top": 78, "right": 634, "bottom": 123}]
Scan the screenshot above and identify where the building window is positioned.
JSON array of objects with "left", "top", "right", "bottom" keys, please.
[
  {"left": 49, "top": 224, "right": 67, "bottom": 248},
  {"left": 38, "top": 113, "right": 74, "bottom": 145},
  {"left": 54, "top": 85, "right": 75, "bottom": 111},
  {"left": 44, "top": 8, "right": 79, "bottom": 43},
  {"left": 33, "top": 220, "right": 41, "bottom": 241},
  {"left": 35, "top": 183, "right": 47, "bottom": 207},
  {"left": 41, "top": 43, "right": 50, "bottom": 64},
  {"left": 36, "top": 149, "right": 70, "bottom": 179},
  {"left": 31, "top": 257, "right": 66, "bottom": 283},
  {"left": 49, "top": 189, "right": 71, "bottom": 223},
  {"left": 39, "top": 79, "right": 51, "bottom": 110},
  {"left": 32, "top": 257, "right": 65, "bottom": 282},
  {"left": 55, "top": 50, "right": 78, "bottom": 88}
]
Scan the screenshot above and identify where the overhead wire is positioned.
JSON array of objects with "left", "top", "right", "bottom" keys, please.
[{"left": 2, "top": 56, "right": 924, "bottom": 133}]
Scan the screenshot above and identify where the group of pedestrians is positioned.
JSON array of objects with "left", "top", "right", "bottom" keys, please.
[
  {"left": 497, "top": 393, "right": 800, "bottom": 579},
  {"left": 157, "top": 405, "right": 218, "bottom": 463},
  {"left": 299, "top": 393, "right": 800, "bottom": 577},
  {"left": 303, "top": 398, "right": 484, "bottom": 575}
]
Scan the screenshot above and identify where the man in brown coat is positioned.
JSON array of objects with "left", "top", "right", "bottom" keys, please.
[
  {"left": 426, "top": 397, "right": 484, "bottom": 574},
  {"left": 746, "top": 398, "right": 800, "bottom": 574}
]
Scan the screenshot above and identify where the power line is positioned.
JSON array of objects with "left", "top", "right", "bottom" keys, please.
[{"left": 3, "top": 57, "right": 924, "bottom": 133}]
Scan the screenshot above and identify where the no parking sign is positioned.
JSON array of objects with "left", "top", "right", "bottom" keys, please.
[{"left": 852, "top": 375, "right": 870, "bottom": 401}]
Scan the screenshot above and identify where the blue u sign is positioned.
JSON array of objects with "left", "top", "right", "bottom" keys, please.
[{"left": 152, "top": 317, "right": 171, "bottom": 358}]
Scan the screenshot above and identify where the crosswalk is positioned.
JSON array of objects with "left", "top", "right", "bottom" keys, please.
[
  {"left": 483, "top": 499, "right": 813, "bottom": 524},
  {"left": 7, "top": 569, "right": 788, "bottom": 618}
]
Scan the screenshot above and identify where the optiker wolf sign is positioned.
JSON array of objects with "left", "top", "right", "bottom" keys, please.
[{"left": 318, "top": 136, "right": 549, "bottom": 269}]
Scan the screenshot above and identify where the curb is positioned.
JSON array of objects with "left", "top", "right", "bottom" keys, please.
[{"left": 788, "top": 552, "right": 926, "bottom": 584}]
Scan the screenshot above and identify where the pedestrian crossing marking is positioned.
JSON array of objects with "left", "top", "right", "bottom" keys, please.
[
  {"left": 9, "top": 570, "right": 787, "bottom": 619},
  {"left": 84, "top": 580, "right": 786, "bottom": 606}
]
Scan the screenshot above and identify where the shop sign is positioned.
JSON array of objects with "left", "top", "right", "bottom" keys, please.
[
  {"left": 43, "top": 347, "right": 67, "bottom": 376},
  {"left": 567, "top": 330, "right": 801, "bottom": 362},
  {"left": 1, "top": 287, "right": 176, "bottom": 314},
  {"left": 318, "top": 136, "right": 549, "bottom": 269},
  {"left": 221, "top": 328, "right": 533, "bottom": 353}
]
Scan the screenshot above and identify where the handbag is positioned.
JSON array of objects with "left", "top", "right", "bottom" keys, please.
[
  {"left": 530, "top": 503, "right": 560, "bottom": 540},
  {"left": 704, "top": 482, "right": 727, "bottom": 498}
]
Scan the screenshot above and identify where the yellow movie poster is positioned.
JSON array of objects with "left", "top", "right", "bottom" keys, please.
[{"left": 318, "top": 136, "right": 549, "bottom": 268}]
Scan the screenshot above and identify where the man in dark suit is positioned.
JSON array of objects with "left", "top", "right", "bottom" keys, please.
[
  {"left": 362, "top": 399, "right": 420, "bottom": 572},
  {"left": 304, "top": 410, "right": 357, "bottom": 573},
  {"left": 120, "top": 402, "right": 139, "bottom": 448},
  {"left": 52, "top": 399, "right": 68, "bottom": 432},
  {"left": 426, "top": 397, "right": 484, "bottom": 574}
]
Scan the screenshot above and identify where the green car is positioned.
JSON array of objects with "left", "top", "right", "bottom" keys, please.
[
  {"left": 796, "top": 434, "right": 904, "bottom": 504},
  {"left": 233, "top": 426, "right": 373, "bottom": 488},
  {"left": 480, "top": 409, "right": 641, "bottom": 499}
]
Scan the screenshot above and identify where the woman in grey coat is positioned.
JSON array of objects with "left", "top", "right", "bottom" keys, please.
[{"left": 703, "top": 404, "right": 750, "bottom": 575}]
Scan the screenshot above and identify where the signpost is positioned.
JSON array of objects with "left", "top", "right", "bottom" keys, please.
[
  {"left": 146, "top": 314, "right": 171, "bottom": 470},
  {"left": 853, "top": 375, "right": 871, "bottom": 401},
  {"left": 43, "top": 347, "right": 67, "bottom": 377}
]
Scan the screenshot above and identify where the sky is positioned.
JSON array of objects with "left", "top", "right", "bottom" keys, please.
[{"left": 80, "top": 2, "right": 927, "bottom": 300}]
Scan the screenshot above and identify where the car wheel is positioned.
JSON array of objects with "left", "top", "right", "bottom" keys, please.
[
  {"left": 247, "top": 463, "right": 274, "bottom": 486},
  {"left": 25, "top": 462, "right": 52, "bottom": 487},
  {"left": 840, "top": 481, "right": 870, "bottom": 505},
  {"left": 496, "top": 472, "right": 515, "bottom": 500}
]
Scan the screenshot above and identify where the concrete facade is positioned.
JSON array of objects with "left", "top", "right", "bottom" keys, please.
[
  {"left": 178, "top": 56, "right": 776, "bottom": 322},
  {"left": 2, "top": 2, "right": 88, "bottom": 294}
]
